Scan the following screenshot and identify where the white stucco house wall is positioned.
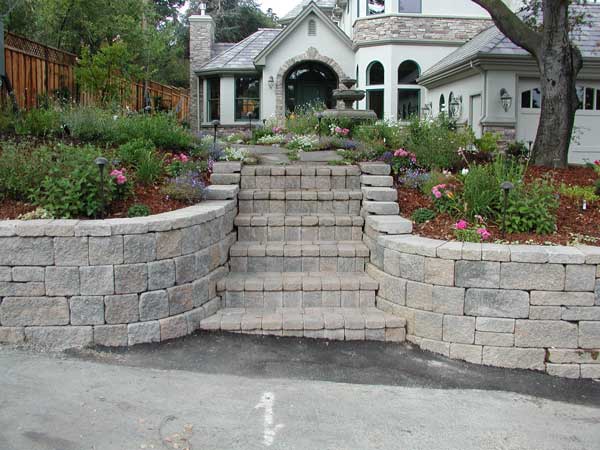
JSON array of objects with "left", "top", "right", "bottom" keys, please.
[{"left": 189, "top": 0, "right": 600, "bottom": 163}]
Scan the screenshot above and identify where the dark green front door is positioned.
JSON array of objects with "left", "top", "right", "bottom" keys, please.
[{"left": 297, "top": 83, "right": 327, "bottom": 109}]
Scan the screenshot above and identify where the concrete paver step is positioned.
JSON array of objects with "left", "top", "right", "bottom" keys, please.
[{"left": 200, "top": 307, "right": 406, "bottom": 341}]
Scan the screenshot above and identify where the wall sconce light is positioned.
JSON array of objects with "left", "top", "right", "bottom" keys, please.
[
  {"left": 421, "top": 102, "right": 433, "bottom": 119},
  {"left": 500, "top": 88, "right": 513, "bottom": 112},
  {"left": 449, "top": 95, "right": 462, "bottom": 120},
  {"left": 199, "top": 2, "right": 207, "bottom": 16},
  {"left": 268, "top": 76, "right": 275, "bottom": 90}
]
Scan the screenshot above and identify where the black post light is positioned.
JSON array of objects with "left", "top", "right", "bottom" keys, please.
[
  {"left": 316, "top": 112, "right": 324, "bottom": 141},
  {"left": 212, "top": 119, "right": 220, "bottom": 148},
  {"left": 501, "top": 181, "right": 515, "bottom": 239},
  {"left": 247, "top": 111, "right": 253, "bottom": 131},
  {"left": 95, "top": 157, "right": 109, "bottom": 219}
]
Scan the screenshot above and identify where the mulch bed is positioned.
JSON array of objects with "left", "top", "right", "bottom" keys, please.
[{"left": 398, "top": 166, "right": 600, "bottom": 246}]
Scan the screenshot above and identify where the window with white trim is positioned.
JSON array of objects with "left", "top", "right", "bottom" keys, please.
[{"left": 368, "top": 0, "right": 385, "bottom": 15}]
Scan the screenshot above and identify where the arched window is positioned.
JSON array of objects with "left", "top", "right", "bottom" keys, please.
[
  {"left": 439, "top": 94, "right": 446, "bottom": 113},
  {"left": 308, "top": 19, "right": 317, "bottom": 36},
  {"left": 397, "top": 61, "right": 421, "bottom": 120},
  {"left": 367, "top": 61, "right": 384, "bottom": 85},
  {"left": 398, "top": 60, "right": 420, "bottom": 85}
]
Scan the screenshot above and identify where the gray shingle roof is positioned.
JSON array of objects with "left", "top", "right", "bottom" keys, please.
[
  {"left": 421, "top": 5, "right": 600, "bottom": 80},
  {"left": 199, "top": 29, "right": 282, "bottom": 73},
  {"left": 281, "top": 0, "right": 337, "bottom": 23},
  {"left": 212, "top": 43, "right": 236, "bottom": 58}
]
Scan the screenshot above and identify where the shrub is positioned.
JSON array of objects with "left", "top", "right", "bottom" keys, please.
[
  {"left": 62, "top": 107, "right": 118, "bottom": 142},
  {"left": 285, "top": 102, "right": 324, "bottom": 135},
  {"left": 286, "top": 134, "right": 319, "bottom": 151},
  {"left": 353, "top": 121, "right": 404, "bottom": 150},
  {"left": 504, "top": 179, "right": 558, "bottom": 234},
  {"left": 411, "top": 208, "right": 436, "bottom": 224},
  {"left": 460, "top": 164, "right": 502, "bottom": 220},
  {"left": 161, "top": 170, "right": 205, "bottom": 204},
  {"left": 559, "top": 184, "right": 599, "bottom": 203},
  {"left": 453, "top": 219, "right": 492, "bottom": 243},
  {"left": 117, "top": 139, "right": 164, "bottom": 185},
  {"left": 403, "top": 116, "right": 473, "bottom": 170},
  {"left": 0, "top": 143, "right": 54, "bottom": 201},
  {"left": 114, "top": 113, "right": 193, "bottom": 150},
  {"left": 127, "top": 204, "right": 151, "bottom": 217},
  {"left": 16, "top": 108, "right": 62, "bottom": 137},
  {"left": 32, "top": 144, "right": 117, "bottom": 218}
]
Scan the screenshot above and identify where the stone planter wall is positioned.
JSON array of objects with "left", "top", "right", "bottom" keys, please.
[
  {"left": 364, "top": 232, "right": 600, "bottom": 379},
  {"left": 0, "top": 200, "right": 237, "bottom": 349}
]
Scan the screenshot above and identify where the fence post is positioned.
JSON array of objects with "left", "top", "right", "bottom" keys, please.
[{"left": 0, "top": 22, "right": 5, "bottom": 78}]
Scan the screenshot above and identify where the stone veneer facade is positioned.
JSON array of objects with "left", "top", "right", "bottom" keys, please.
[
  {"left": 189, "top": 16, "right": 215, "bottom": 133},
  {"left": 0, "top": 201, "right": 236, "bottom": 349},
  {"left": 353, "top": 15, "right": 493, "bottom": 45},
  {"left": 362, "top": 231, "right": 600, "bottom": 379}
]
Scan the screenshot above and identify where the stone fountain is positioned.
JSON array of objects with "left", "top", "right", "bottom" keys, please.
[{"left": 322, "top": 78, "right": 377, "bottom": 122}]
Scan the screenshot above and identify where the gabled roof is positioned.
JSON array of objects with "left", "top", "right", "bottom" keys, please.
[
  {"left": 420, "top": 5, "right": 600, "bottom": 82},
  {"left": 197, "top": 29, "right": 282, "bottom": 75},
  {"left": 254, "top": 1, "right": 353, "bottom": 67},
  {"left": 281, "top": 0, "right": 337, "bottom": 24}
]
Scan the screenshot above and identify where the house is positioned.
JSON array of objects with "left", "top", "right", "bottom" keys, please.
[{"left": 189, "top": 0, "right": 600, "bottom": 163}]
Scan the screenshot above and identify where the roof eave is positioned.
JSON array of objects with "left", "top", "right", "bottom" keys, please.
[{"left": 196, "top": 68, "right": 260, "bottom": 77}]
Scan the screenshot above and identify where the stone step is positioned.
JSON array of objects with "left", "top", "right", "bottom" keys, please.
[
  {"left": 229, "top": 241, "right": 370, "bottom": 273},
  {"left": 360, "top": 175, "right": 394, "bottom": 187},
  {"left": 218, "top": 272, "right": 379, "bottom": 309},
  {"left": 361, "top": 187, "right": 397, "bottom": 202},
  {"left": 238, "top": 190, "right": 362, "bottom": 215},
  {"left": 240, "top": 165, "right": 361, "bottom": 190},
  {"left": 199, "top": 307, "right": 406, "bottom": 342},
  {"left": 361, "top": 201, "right": 400, "bottom": 216},
  {"left": 235, "top": 214, "right": 364, "bottom": 242}
]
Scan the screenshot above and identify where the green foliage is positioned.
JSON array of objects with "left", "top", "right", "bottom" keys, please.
[
  {"left": 62, "top": 107, "right": 118, "bottom": 142},
  {"left": 403, "top": 115, "right": 473, "bottom": 170},
  {"left": 411, "top": 208, "right": 437, "bottom": 224},
  {"left": 504, "top": 179, "right": 559, "bottom": 234},
  {"left": 114, "top": 113, "right": 193, "bottom": 150},
  {"left": 0, "top": 143, "right": 54, "bottom": 201},
  {"left": 353, "top": 121, "right": 404, "bottom": 150},
  {"left": 127, "top": 204, "right": 151, "bottom": 218},
  {"left": 454, "top": 228, "right": 484, "bottom": 243},
  {"left": 15, "top": 108, "right": 62, "bottom": 137},
  {"left": 161, "top": 171, "right": 205, "bottom": 204},
  {"left": 31, "top": 144, "right": 117, "bottom": 218},
  {"left": 460, "top": 164, "right": 502, "bottom": 220},
  {"left": 285, "top": 103, "right": 323, "bottom": 135},
  {"left": 475, "top": 132, "right": 501, "bottom": 154},
  {"left": 595, "top": 179, "right": 600, "bottom": 196},
  {"left": 116, "top": 140, "right": 165, "bottom": 185},
  {"left": 559, "top": 184, "right": 599, "bottom": 203}
]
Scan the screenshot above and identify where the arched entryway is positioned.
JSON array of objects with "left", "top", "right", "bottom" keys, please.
[{"left": 284, "top": 61, "right": 338, "bottom": 113}]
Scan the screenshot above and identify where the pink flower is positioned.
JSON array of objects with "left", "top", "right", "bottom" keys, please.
[
  {"left": 116, "top": 174, "right": 127, "bottom": 185},
  {"left": 179, "top": 154, "right": 189, "bottom": 163},
  {"left": 594, "top": 160, "right": 600, "bottom": 166},
  {"left": 477, "top": 228, "right": 492, "bottom": 240},
  {"left": 110, "top": 169, "right": 123, "bottom": 177},
  {"left": 455, "top": 220, "right": 468, "bottom": 230},
  {"left": 434, "top": 190, "right": 442, "bottom": 199},
  {"left": 110, "top": 168, "right": 127, "bottom": 185}
]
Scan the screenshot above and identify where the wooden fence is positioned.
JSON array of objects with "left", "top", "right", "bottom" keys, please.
[{"left": 2, "top": 32, "right": 189, "bottom": 122}]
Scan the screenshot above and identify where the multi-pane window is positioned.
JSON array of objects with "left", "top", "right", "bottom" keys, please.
[
  {"left": 521, "top": 88, "right": 541, "bottom": 109},
  {"left": 207, "top": 77, "right": 220, "bottom": 121},
  {"left": 368, "top": 0, "right": 385, "bottom": 15},
  {"left": 397, "top": 60, "right": 421, "bottom": 120},
  {"left": 398, "top": 0, "right": 421, "bottom": 13},
  {"left": 577, "top": 86, "right": 600, "bottom": 111},
  {"left": 367, "top": 61, "right": 385, "bottom": 85},
  {"left": 235, "top": 75, "right": 260, "bottom": 120}
]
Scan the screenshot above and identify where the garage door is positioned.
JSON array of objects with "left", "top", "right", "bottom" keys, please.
[{"left": 517, "top": 78, "right": 600, "bottom": 164}]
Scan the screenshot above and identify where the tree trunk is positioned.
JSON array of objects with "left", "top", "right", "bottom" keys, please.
[{"left": 532, "top": 0, "right": 583, "bottom": 168}]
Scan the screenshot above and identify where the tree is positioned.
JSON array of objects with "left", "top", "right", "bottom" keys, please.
[{"left": 471, "top": 0, "right": 592, "bottom": 167}]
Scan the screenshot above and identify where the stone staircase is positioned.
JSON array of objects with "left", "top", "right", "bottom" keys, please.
[{"left": 201, "top": 162, "right": 408, "bottom": 341}]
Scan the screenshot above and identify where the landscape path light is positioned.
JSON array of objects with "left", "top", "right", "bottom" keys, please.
[
  {"left": 247, "top": 111, "right": 253, "bottom": 131},
  {"left": 500, "top": 181, "right": 515, "bottom": 239},
  {"left": 316, "top": 112, "right": 324, "bottom": 141},
  {"left": 94, "top": 157, "right": 109, "bottom": 219},
  {"left": 211, "top": 119, "right": 220, "bottom": 148}
]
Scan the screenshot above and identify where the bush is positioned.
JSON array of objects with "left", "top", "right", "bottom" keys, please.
[
  {"left": 504, "top": 179, "right": 558, "bottom": 234},
  {"left": 559, "top": 184, "right": 599, "bottom": 203},
  {"left": 127, "top": 204, "right": 151, "bottom": 217},
  {"left": 31, "top": 144, "right": 117, "bottom": 218},
  {"left": 353, "top": 121, "right": 404, "bottom": 150},
  {"left": 62, "top": 107, "right": 119, "bottom": 142},
  {"left": 460, "top": 164, "right": 502, "bottom": 220},
  {"left": 114, "top": 113, "right": 193, "bottom": 150},
  {"left": 411, "top": 208, "right": 436, "bottom": 224},
  {"left": 0, "top": 143, "right": 54, "bottom": 201},
  {"left": 16, "top": 108, "right": 62, "bottom": 137},
  {"left": 117, "top": 139, "right": 164, "bottom": 185},
  {"left": 403, "top": 115, "right": 473, "bottom": 170},
  {"left": 161, "top": 171, "right": 205, "bottom": 204}
]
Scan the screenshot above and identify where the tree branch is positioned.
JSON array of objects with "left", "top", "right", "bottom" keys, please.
[{"left": 471, "top": 0, "right": 542, "bottom": 57}]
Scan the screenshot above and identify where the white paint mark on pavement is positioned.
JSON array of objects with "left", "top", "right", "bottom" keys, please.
[{"left": 255, "top": 392, "right": 284, "bottom": 447}]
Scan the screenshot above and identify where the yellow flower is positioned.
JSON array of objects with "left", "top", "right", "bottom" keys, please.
[{"left": 446, "top": 191, "right": 455, "bottom": 199}]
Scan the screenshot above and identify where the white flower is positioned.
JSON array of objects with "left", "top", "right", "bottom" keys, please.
[{"left": 461, "top": 168, "right": 469, "bottom": 176}]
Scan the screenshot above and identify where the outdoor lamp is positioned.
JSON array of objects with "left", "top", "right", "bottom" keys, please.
[
  {"left": 247, "top": 111, "right": 253, "bottom": 130},
  {"left": 500, "top": 88, "right": 513, "bottom": 112},
  {"left": 199, "top": 2, "right": 207, "bottom": 15},
  {"left": 316, "top": 112, "right": 324, "bottom": 140},
  {"left": 94, "top": 157, "right": 109, "bottom": 219},
  {"left": 268, "top": 76, "right": 275, "bottom": 90},
  {"left": 211, "top": 120, "right": 220, "bottom": 146},
  {"left": 449, "top": 95, "right": 462, "bottom": 120},
  {"left": 500, "top": 181, "right": 515, "bottom": 238},
  {"left": 421, "top": 102, "right": 432, "bottom": 119}
]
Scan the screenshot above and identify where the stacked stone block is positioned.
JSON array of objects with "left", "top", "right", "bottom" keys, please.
[
  {"left": 200, "top": 163, "right": 407, "bottom": 341},
  {"left": 0, "top": 201, "right": 237, "bottom": 349}
]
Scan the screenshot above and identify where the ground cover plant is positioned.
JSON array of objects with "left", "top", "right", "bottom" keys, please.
[{"left": 0, "top": 105, "right": 233, "bottom": 220}]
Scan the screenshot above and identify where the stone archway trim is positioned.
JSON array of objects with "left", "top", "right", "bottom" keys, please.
[{"left": 275, "top": 47, "right": 347, "bottom": 117}]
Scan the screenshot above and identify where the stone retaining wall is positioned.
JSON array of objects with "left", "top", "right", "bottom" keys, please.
[
  {"left": 364, "top": 233, "right": 600, "bottom": 379},
  {"left": 0, "top": 200, "right": 237, "bottom": 349}
]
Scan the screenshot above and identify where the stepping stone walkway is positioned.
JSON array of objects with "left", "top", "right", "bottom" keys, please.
[{"left": 201, "top": 161, "right": 409, "bottom": 341}]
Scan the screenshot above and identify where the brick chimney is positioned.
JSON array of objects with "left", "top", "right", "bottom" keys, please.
[{"left": 189, "top": 13, "right": 215, "bottom": 132}]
